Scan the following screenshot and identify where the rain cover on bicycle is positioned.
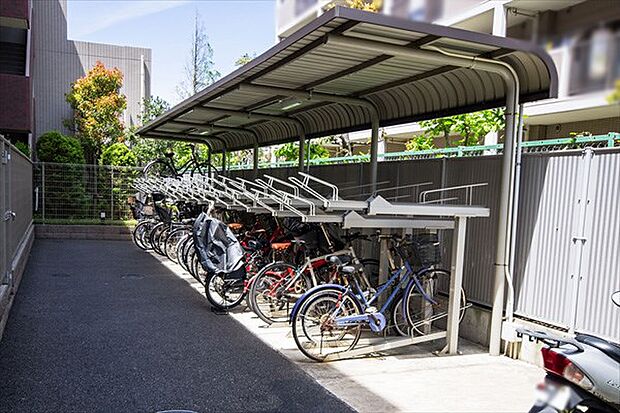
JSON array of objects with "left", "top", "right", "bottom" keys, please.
[{"left": 193, "top": 212, "right": 244, "bottom": 276}]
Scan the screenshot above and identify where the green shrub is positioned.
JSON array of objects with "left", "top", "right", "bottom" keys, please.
[
  {"left": 13, "top": 141, "right": 30, "bottom": 157},
  {"left": 100, "top": 142, "right": 137, "bottom": 166},
  {"left": 36, "top": 131, "right": 85, "bottom": 164}
]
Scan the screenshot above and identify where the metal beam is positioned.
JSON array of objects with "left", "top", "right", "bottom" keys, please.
[{"left": 238, "top": 83, "right": 379, "bottom": 188}]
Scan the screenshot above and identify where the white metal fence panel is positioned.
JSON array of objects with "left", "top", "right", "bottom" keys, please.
[
  {"left": 513, "top": 152, "right": 582, "bottom": 327},
  {"left": 575, "top": 150, "right": 620, "bottom": 340},
  {"left": 0, "top": 136, "right": 33, "bottom": 289}
]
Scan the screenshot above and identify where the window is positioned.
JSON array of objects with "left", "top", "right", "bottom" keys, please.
[{"left": 0, "top": 26, "right": 27, "bottom": 76}]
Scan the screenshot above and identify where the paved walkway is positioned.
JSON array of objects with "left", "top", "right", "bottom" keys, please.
[{"left": 0, "top": 240, "right": 354, "bottom": 413}]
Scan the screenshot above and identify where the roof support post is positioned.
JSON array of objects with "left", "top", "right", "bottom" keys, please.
[
  {"left": 253, "top": 142, "right": 259, "bottom": 179},
  {"left": 207, "top": 147, "right": 212, "bottom": 178},
  {"left": 221, "top": 149, "right": 227, "bottom": 175},
  {"left": 327, "top": 34, "right": 521, "bottom": 356},
  {"left": 370, "top": 116, "right": 380, "bottom": 193},
  {"left": 298, "top": 133, "right": 305, "bottom": 172}
]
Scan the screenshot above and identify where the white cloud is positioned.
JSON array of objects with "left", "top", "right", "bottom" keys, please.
[{"left": 70, "top": 0, "right": 190, "bottom": 38}]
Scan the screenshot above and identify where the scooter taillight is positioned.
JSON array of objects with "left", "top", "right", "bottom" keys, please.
[{"left": 541, "top": 347, "right": 593, "bottom": 391}]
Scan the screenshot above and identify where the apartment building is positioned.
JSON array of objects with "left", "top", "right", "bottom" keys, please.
[
  {"left": 32, "top": 0, "right": 152, "bottom": 143},
  {"left": 0, "top": 0, "right": 32, "bottom": 146},
  {"left": 276, "top": 0, "right": 620, "bottom": 147}
]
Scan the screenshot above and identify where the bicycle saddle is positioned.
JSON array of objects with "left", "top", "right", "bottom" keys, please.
[
  {"left": 575, "top": 334, "right": 620, "bottom": 363},
  {"left": 271, "top": 242, "right": 291, "bottom": 251},
  {"left": 340, "top": 266, "right": 356, "bottom": 275},
  {"left": 327, "top": 255, "right": 352, "bottom": 266}
]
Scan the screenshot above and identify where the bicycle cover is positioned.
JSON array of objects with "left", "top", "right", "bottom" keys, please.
[{"left": 193, "top": 212, "right": 244, "bottom": 275}]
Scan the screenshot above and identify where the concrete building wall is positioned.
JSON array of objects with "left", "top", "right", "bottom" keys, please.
[{"left": 32, "top": 0, "right": 151, "bottom": 139}]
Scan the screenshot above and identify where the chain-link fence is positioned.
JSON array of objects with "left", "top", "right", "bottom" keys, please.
[{"left": 33, "top": 163, "right": 142, "bottom": 224}]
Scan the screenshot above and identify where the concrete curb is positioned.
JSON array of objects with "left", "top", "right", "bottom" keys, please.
[{"left": 35, "top": 225, "right": 133, "bottom": 240}]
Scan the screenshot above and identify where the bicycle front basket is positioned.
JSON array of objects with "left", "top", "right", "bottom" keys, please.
[{"left": 410, "top": 233, "right": 441, "bottom": 267}]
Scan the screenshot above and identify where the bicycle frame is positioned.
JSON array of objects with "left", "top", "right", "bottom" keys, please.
[{"left": 331, "top": 262, "right": 439, "bottom": 333}]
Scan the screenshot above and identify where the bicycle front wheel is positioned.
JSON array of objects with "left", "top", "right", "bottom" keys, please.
[
  {"left": 292, "top": 290, "right": 362, "bottom": 362},
  {"left": 205, "top": 272, "right": 246, "bottom": 310},
  {"left": 249, "top": 262, "right": 307, "bottom": 325}
]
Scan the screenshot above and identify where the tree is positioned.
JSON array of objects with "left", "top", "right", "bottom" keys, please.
[
  {"left": 608, "top": 79, "right": 620, "bottom": 103},
  {"left": 235, "top": 53, "right": 256, "bottom": 67},
  {"left": 13, "top": 141, "right": 30, "bottom": 158},
  {"left": 100, "top": 142, "right": 138, "bottom": 167},
  {"left": 275, "top": 141, "right": 329, "bottom": 162},
  {"left": 36, "top": 131, "right": 85, "bottom": 164},
  {"left": 177, "top": 10, "right": 220, "bottom": 99},
  {"left": 411, "top": 108, "right": 505, "bottom": 150},
  {"left": 345, "top": 0, "right": 383, "bottom": 12},
  {"left": 405, "top": 135, "right": 435, "bottom": 152},
  {"left": 141, "top": 96, "right": 170, "bottom": 125},
  {"left": 65, "top": 61, "right": 127, "bottom": 164}
]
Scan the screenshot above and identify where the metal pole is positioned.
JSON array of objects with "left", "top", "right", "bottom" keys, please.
[
  {"left": 298, "top": 133, "right": 305, "bottom": 172},
  {"left": 207, "top": 149, "right": 212, "bottom": 178},
  {"left": 221, "top": 150, "right": 227, "bottom": 175},
  {"left": 506, "top": 104, "right": 524, "bottom": 322},
  {"left": 306, "top": 139, "right": 311, "bottom": 172},
  {"left": 445, "top": 216, "right": 467, "bottom": 354},
  {"left": 253, "top": 142, "right": 259, "bottom": 179},
  {"left": 370, "top": 117, "right": 380, "bottom": 193},
  {"left": 490, "top": 71, "right": 519, "bottom": 356},
  {"left": 42, "top": 162, "right": 45, "bottom": 224}
]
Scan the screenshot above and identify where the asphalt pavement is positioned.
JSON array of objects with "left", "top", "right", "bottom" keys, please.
[{"left": 0, "top": 239, "right": 355, "bottom": 413}]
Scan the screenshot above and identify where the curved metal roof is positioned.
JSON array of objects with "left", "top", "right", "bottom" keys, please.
[{"left": 138, "top": 7, "right": 557, "bottom": 152}]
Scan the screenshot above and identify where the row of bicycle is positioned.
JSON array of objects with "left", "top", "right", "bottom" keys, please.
[{"left": 128, "top": 179, "right": 466, "bottom": 362}]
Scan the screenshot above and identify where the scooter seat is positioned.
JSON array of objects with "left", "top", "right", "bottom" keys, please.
[{"left": 575, "top": 334, "right": 620, "bottom": 364}]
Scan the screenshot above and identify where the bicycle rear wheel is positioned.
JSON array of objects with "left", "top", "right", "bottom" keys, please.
[
  {"left": 292, "top": 289, "right": 362, "bottom": 362},
  {"left": 404, "top": 269, "right": 466, "bottom": 336}
]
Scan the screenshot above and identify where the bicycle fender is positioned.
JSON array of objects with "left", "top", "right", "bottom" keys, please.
[{"left": 289, "top": 283, "right": 347, "bottom": 324}]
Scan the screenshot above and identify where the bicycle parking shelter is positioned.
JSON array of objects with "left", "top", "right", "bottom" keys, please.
[{"left": 138, "top": 7, "right": 557, "bottom": 357}]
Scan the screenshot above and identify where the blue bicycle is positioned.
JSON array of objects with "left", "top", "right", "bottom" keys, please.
[{"left": 290, "top": 234, "right": 467, "bottom": 362}]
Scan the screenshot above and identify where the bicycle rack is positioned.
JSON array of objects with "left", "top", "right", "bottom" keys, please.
[{"left": 133, "top": 170, "right": 490, "bottom": 359}]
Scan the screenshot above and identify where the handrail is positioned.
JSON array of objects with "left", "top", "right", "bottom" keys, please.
[{"left": 225, "top": 132, "right": 620, "bottom": 171}]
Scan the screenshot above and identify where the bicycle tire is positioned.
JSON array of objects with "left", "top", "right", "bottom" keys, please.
[
  {"left": 176, "top": 234, "right": 192, "bottom": 271},
  {"left": 143, "top": 159, "right": 177, "bottom": 179},
  {"left": 165, "top": 227, "right": 189, "bottom": 262},
  {"left": 249, "top": 262, "right": 308, "bottom": 325},
  {"left": 204, "top": 272, "right": 246, "bottom": 310},
  {"left": 133, "top": 220, "right": 153, "bottom": 250},
  {"left": 292, "top": 289, "right": 362, "bottom": 362},
  {"left": 148, "top": 222, "right": 166, "bottom": 255},
  {"left": 403, "top": 269, "right": 467, "bottom": 336}
]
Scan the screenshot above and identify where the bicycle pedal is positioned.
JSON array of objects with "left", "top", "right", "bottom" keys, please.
[{"left": 364, "top": 306, "right": 377, "bottom": 314}]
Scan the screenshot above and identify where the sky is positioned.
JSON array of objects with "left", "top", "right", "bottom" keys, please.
[{"left": 67, "top": 0, "right": 276, "bottom": 106}]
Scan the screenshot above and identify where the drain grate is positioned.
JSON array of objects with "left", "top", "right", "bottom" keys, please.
[
  {"left": 51, "top": 273, "right": 71, "bottom": 278},
  {"left": 120, "top": 273, "right": 146, "bottom": 279}
]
